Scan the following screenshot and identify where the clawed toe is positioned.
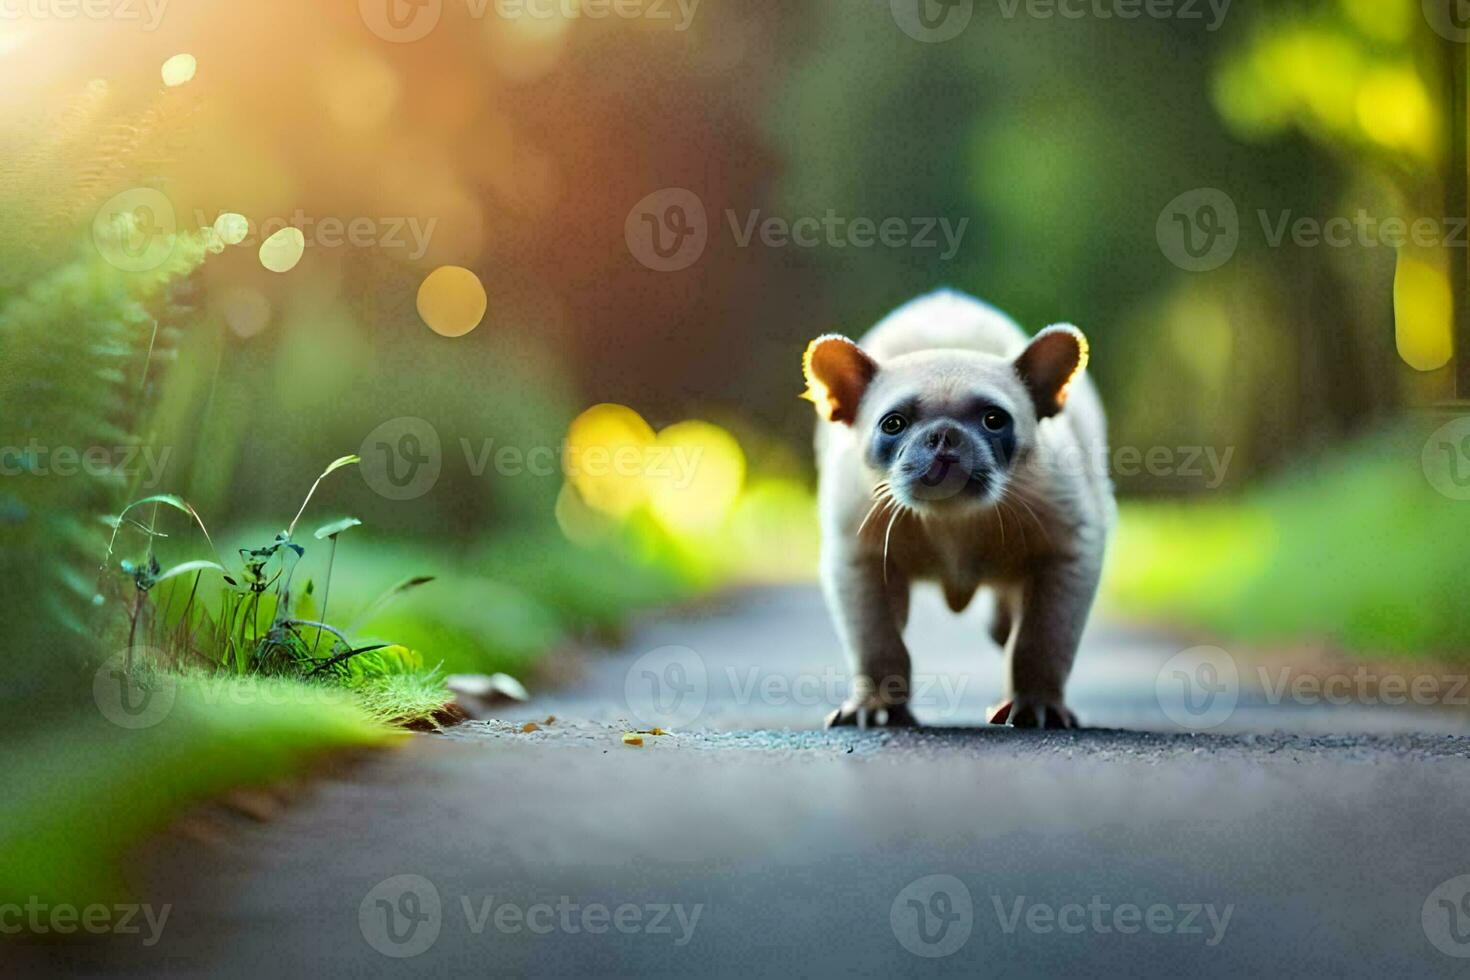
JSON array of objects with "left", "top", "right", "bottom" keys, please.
[
  {"left": 988, "top": 698, "right": 1077, "bottom": 730},
  {"left": 825, "top": 702, "right": 917, "bottom": 730}
]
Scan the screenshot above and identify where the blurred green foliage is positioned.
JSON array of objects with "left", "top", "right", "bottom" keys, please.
[{"left": 1107, "top": 421, "right": 1470, "bottom": 658}]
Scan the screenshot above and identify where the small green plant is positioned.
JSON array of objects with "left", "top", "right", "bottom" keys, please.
[{"left": 101, "top": 455, "right": 439, "bottom": 693}]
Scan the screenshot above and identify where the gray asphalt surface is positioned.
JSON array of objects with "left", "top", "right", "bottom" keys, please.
[{"left": 20, "top": 586, "right": 1470, "bottom": 978}]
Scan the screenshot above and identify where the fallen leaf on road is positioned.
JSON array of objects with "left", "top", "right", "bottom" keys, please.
[{"left": 521, "top": 722, "right": 540, "bottom": 733}]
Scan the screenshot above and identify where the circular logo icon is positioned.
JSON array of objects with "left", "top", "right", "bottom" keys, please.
[
  {"left": 92, "top": 188, "right": 177, "bottom": 273},
  {"left": 1424, "top": 874, "right": 1470, "bottom": 957},
  {"left": 1424, "top": 0, "right": 1470, "bottom": 43},
  {"left": 1156, "top": 645, "right": 1239, "bottom": 730},
  {"left": 624, "top": 645, "right": 708, "bottom": 729},
  {"left": 1422, "top": 417, "right": 1470, "bottom": 501},
  {"left": 359, "top": 417, "right": 442, "bottom": 501},
  {"left": 360, "top": 0, "right": 442, "bottom": 42},
  {"left": 93, "top": 648, "right": 177, "bottom": 730},
  {"left": 890, "top": 0, "right": 973, "bottom": 43},
  {"left": 360, "top": 874, "right": 442, "bottom": 958},
  {"left": 890, "top": 874, "right": 973, "bottom": 958},
  {"left": 1156, "top": 188, "right": 1239, "bottom": 272},
  {"left": 624, "top": 188, "right": 708, "bottom": 272}
]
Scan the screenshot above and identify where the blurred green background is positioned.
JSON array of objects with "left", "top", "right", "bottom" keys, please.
[{"left": 2, "top": 0, "right": 1467, "bottom": 906}]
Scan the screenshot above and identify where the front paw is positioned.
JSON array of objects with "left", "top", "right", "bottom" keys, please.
[
  {"left": 825, "top": 699, "right": 917, "bottom": 730},
  {"left": 988, "top": 697, "right": 1078, "bottom": 730}
]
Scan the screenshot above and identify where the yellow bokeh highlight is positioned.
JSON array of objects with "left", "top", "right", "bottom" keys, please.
[
  {"left": 560, "top": 405, "right": 747, "bottom": 538},
  {"left": 259, "top": 226, "right": 305, "bottom": 273},
  {"left": 1339, "top": 0, "right": 1413, "bottom": 43},
  {"left": 161, "top": 53, "right": 197, "bottom": 88},
  {"left": 646, "top": 420, "right": 746, "bottom": 534},
  {"left": 416, "top": 266, "right": 487, "bottom": 338},
  {"left": 214, "top": 212, "right": 249, "bottom": 245},
  {"left": 1393, "top": 255, "right": 1454, "bottom": 372},
  {"left": 1356, "top": 67, "right": 1433, "bottom": 158},
  {"left": 562, "top": 404, "right": 657, "bottom": 518}
]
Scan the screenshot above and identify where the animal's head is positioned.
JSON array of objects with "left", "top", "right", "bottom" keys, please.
[{"left": 802, "top": 325, "right": 1088, "bottom": 513}]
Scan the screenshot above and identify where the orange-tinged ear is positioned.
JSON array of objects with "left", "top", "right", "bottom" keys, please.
[
  {"left": 801, "top": 334, "right": 878, "bottom": 425},
  {"left": 1014, "top": 324, "right": 1089, "bottom": 419}
]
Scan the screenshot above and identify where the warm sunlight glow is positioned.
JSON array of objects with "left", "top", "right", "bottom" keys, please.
[{"left": 318, "top": 49, "right": 400, "bottom": 130}]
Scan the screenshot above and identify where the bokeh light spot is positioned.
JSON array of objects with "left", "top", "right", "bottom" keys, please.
[
  {"left": 1356, "top": 67, "right": 1433, "bottom": 157},
  {"left": 219, "top": 286, "right": 272, "bottom": 339},
  {"left": 214, "top": 212, "right": 249, "bottom": 245},
  {"left": 259, "top": 227, "right": 306, "bottom": 273},
  {"left": 161, "top": 54, "right": 197, "bottom": 87},
  {"left": 646, "top": 421, "right": 746, "bottom": 534},
  {"left": 1394, "top": 254, "right": 1453, "bottom": 372},
  {"left": 563, "top": 404, "right": 657, "bottom": 518},
  {"left": 416, "top": 265, "right": 487, "bottom": 338}
]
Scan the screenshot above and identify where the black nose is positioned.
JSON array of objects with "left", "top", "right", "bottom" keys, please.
[{"left": 925, "top": 424, "right": 961, "bottom": 454}]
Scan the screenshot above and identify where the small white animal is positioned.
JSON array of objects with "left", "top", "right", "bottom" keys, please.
[{"left": 803, "top": 289, "right": 1114, "bottom": 729}]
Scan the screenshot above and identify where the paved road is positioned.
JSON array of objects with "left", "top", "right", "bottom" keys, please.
[{"left": 23, "top": 586, "right": 1470, "bottom": 978}]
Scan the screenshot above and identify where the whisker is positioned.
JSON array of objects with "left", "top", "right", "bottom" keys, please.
[
  {"left": 1002, "top": 488, "right": 1050, "bottom": 544},
  {"left": 855, "top": 494, "right": 890, "bottom": 539},
  {"left": 882, "top": 505, "right": 904, "bottom": 585},
  {"left": 993, "top": 493, "right": 1007, "bottom": 550}
]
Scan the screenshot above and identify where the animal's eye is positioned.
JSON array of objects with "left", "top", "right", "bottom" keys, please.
[
  {"left": 982, "top": 409, "right": 1011, "bottom": 432},
  {"left": 880, "top": 413, "right": 907, "bottom": 435}
]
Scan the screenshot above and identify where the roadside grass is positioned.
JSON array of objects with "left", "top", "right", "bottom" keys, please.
[
  {"left": 7, "top": 494, "right": 695, "bottom": 913},
  {"left": 0, "top": 674, "right": 399, "bottom": 908},
  {"left": 1104, "top": 424, "right": 1470, "bottom": 661}
]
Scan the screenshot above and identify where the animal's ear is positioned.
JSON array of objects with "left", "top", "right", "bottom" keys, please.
[
  {"left": 1014, "top": 324, "right": 1089, "bottom": 419},
  {"left": 801, "top": 334, "right": 878, "bottom": 425}
]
